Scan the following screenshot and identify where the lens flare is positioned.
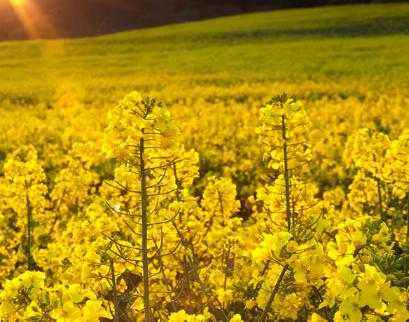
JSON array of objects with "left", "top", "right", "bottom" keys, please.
[
  {"left": 10, "top": 0, "right": 26, "bottom": 7},
  {"left": 9, "top": 0, "right": 59, "bottom": 39}
]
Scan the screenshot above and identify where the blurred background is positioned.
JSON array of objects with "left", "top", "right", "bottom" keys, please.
[{"left": 0, "top": 0, "right": 406, "bottom": 40}]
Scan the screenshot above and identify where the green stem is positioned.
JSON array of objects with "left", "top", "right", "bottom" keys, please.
[
  {"left": 260, "top": 264, "right": 289, "bottom": 322},
  {"left": 26, "top": 192, "right": 33, "bottom": 271},
  {"left": 173, "top": 163, "right": 181, "bottom": 201},
  {"left": 223, "top": 245, "right": 231, "bottom": 293},
  {"left": 281, "top": 105, "right": 292, "bottom": 233},
  {"left": 217, "top": 188, "right": 224, "bottom": 218},
  {"left": 406, "top": 193, "right": 409, "bottom": 243},
  {"left": 156, "top": 244, "right": 178, "bottom": 312},
  {"left": 376, "top": 178, "right": 386, "bottom": 222},
  {"left": 373, "top": 154, "right": 386, "bottom": 223},
  {"left": 140, "top": 137, "right": 153, "bottom": 322},
  {"left": 172, "top": 163, "right": 182, "bottom": 222},
  {"left": 110, "top": 259, "right": 120, "bottom": 322},
  {"left": 222, "top": 244, "right": 233, "bottom": 311}
]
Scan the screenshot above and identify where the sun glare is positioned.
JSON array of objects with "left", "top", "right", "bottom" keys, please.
[
  {"left": 8, "top": 0, "right": 59, "bottom": 39},
  {"left": 10, "top": 0, "right": 25, "bottom": 7}
]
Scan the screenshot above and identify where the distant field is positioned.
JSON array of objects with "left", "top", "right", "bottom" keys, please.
[{"left": 0, "top": 3, "right": 408, "bottom": 105}]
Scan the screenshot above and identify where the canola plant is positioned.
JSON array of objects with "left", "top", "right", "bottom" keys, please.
[{"left": 0, "top": 85, "right": 409, "bottom": 322}]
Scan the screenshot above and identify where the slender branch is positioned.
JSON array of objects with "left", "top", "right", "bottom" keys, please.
[
  {"left": 260, "top": 264, "right": 289, "bottom": 322},
  {"left": 281, "top": 103, "right": 292, "bottom": 233},
  {"left": 26, "top": 191, "right": 33, "bottom": 271},
  {"left": 406, "top": 193, "right": 409, "bottom": 243},
  {"left": 376, "top": 177, "right": 386, "bottom": 222},
  {"left": 140, "top": 137, "right": 154, "bottom": 322},
  {"left": 153, "top": 238, "right": 178, "bottom": 312},
  {"left": 110, "top": 259, "right": 120, "bottom": 322}
]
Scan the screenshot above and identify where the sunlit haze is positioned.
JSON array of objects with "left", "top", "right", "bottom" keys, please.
[
  {"left": 7, "top": 0, "right": 58, "bottom": 38},
  {"left": 10, "top": 0, "right": 26, "bottom": 7}
]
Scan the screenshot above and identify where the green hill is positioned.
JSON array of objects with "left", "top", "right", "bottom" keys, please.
[{"left": 0, "top": 3, "right": 408, "bottom": 105}]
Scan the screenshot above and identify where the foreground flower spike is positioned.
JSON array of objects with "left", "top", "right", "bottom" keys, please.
[
  {"left": 103, "top": 92, "right": 182, "bottom": 321},
  {"left": 344, "top": 128, "right": 390, "bottom": 222},
  {"left": 257, "top": 94, "right": 312, "bottom": 233},
  {"left": 3, "top": 145, "right": 47, "bottom": 271},
  {"left": 253, "top": 94, "right": 321, "bottom": 321}
]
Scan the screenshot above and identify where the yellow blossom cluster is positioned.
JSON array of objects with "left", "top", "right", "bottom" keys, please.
[{"left": 0, "top": 87, "right": 408, "bottom": 322}]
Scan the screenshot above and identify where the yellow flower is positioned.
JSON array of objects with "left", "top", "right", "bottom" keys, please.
[
  {"left": 338, "top": 295, "right": 362, "bottom": 321},
  {"left": 229, "top": 314, "right": 244, "bottom": 322},
  {"left": 68, "top": 284, "right": 96, "bottom": 304},
  {"left": 50, "top": 301, "right": 81, "bottom": 322},
  {"left": 19, "top": 271, "right": 45, "bottom": 290},
  {"left": 168, "top": 310, "right": 207, "bottom": 322},
  {"left": 82, "top": 299, "right": 112, "bottom": 322}
]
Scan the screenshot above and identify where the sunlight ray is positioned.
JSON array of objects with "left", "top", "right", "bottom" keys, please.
[{"left": 9, "top": 0, "right": 59, "bottom": 39}]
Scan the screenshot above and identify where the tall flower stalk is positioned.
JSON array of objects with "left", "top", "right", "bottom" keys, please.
[
  {"left": 103, "top": 92, "right": 182, "bottom": 321},
  {"left": 255, "top": 94, "right": 314, "bottom": 321}
]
